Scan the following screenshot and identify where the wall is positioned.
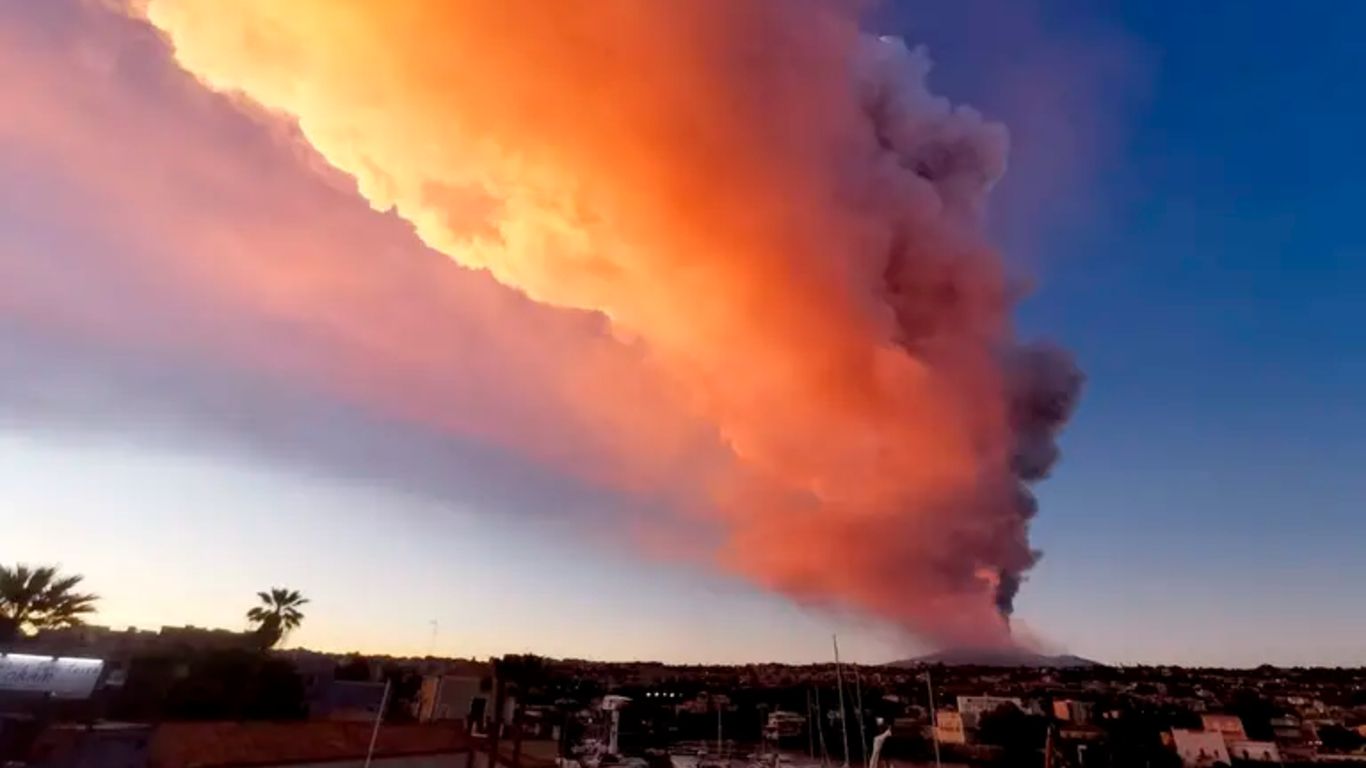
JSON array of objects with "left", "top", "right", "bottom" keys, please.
[
  {"left": 418, "top": 677, "right": 485, "bottom": 723},
  {"left": 272, "top": 752, "right": 474, "bottom": 768}
]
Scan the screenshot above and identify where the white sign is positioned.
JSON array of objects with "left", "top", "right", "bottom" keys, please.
[{"left": 0, "top": 653, "right": 104, "bottom": 699}]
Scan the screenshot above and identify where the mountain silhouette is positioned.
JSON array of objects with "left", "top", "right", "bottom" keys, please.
[{"left": 889, "top": 647, "right": 1099, "bottom": 668}]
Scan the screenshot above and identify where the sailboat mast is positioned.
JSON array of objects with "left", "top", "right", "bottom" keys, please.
[
  {"left": 832, "top": 635, "right": 851, "bottom": 768},
  {"left": 814, "top": 685, "right": 830, "bottom": 768},
  {"left": 925, "top": 670, "right": 941, "bottom": 768},
  {"left": 853, "top": 665, "right": 868, "bottom": 766},
  {"left": 807, "top": 689, "right": 816, "bottom": 759},
  {"left": 716, "top": 698, "right": 723, "bottom": 756}
]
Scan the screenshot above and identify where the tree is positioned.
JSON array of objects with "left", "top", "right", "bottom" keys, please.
[
  {"left": 336, "top": 655, "right": 373, "bottom": 682},
  {"left": 977, "top": 703, "right": 1047, "bottom": 765},
  {"left": 495, "top": 654, "right": 549, "bottom": 702},
  {"left": 246, "top": 588, "right": 308, "bottom": 648},
  {"left": 1227, "top": 689, "right": 1280, "bottom": 741},
  {"left": 0, "top": 564, "right": 98, "bottom": 642},
  {"left": 380, "top": 663, "right": 424, "bottom": 723},
  {"left": 1319, "top": 724, "right": 1366, "bottom": 754},
  {"left": 491, "top": 654, "right": 549, "bottom": 768},
  {"left": 163, "top": 649, "right": 307, "bottom": 721}
]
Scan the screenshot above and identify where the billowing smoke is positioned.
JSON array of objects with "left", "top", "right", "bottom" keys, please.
[{"left": 132, "top": 0, "right": 1081, "bottom": 648}]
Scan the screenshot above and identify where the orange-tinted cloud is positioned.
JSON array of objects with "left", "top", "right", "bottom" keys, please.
[
  {"left": 0, "top": 1, "right": 720, "bottom": 517},
  {"left": 3, "top": 0, "right": 1080, "bottom": 650},
  {"left": 138, "top": 0, "right": 1081, "bottom": 648}
]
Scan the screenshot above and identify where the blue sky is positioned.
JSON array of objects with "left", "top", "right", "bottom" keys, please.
[
  {"left": 902, "top": 0, "right": 1366, "bottom": 664},
  {"left": 2, "top": 1, "right": 1363, "bottom": 666}
]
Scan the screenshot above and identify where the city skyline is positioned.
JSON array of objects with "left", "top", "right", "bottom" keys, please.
[{"left": 4, "top": 0, "right": 1365, "bottom": 670}]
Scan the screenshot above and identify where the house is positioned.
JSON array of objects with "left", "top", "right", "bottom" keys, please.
[
  {"left": 1052, "top": 699, "right": 1094, "bottom": 724},
  {"left": 1171, "top": 728, "right": 1230, "bottom": 768},
  {"left": 1227, "top": 740, "right": 1281, "bottom": 762},
  {"left": 1200, "top": 713, "right": 1247, "bottom": 742},
  {"left": 416, "top": 675, "right": 487, "bottom": 724},
  {"left": 1058, "top": 724, "right": 1106, "bottom": 743},
  {"left": 934, "top": 710, "right": 967, "bottom": 745},
  {"left": 955, "top": 696, "right": 1022, "bottom": 729},
  {"left": 30, "top": 626, "right": 260, "bottom": 659}
]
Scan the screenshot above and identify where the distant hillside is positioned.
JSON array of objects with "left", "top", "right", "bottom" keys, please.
[{"left": 889, "top": 648, "right": 1100, "bottom": 669}]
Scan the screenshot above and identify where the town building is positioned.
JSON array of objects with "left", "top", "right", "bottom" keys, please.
[
  {"left": 933, "top": 710, "right": 966, "bottom": 745},
  {"left": 762, "top": 710, "right": 805, "bottom": 741},
  {"left": 29, "top": 626, "right": 258, "bottom": 659},
  {"left": 1199, "top": 713, "right": 1247, "bottom": 742},
  {"left": 1171, "top": 729, "right": 1231, "bottom": 768},
  {"left": 955, "top": 695, "right": 1022, "bottom": 729},
  {"left": 1052, "top": 699, "right": 1093, "bottom": 724},
  {"left": 1227, "top": 740, "right": 1281, "bottom": 762},
  {"left": 416, "top": 675, "right": 487, "bottom": 724}
]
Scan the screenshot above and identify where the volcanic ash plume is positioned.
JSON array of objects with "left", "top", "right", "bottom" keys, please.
[{"left": 141, "top": 1, "right": 1081, "bottom": 648}]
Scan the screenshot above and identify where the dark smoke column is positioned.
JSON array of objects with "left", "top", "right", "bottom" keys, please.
[{"left": 999, "top": 343, "right": 1084, "bottom": 618}]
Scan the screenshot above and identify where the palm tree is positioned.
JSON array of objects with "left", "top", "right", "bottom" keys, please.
[
  {"left": 246, "top": 588, "right": 308, "bottom": 648},
  {"left": 0, "top": 564, "right": 98, "bottom": 643}
]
